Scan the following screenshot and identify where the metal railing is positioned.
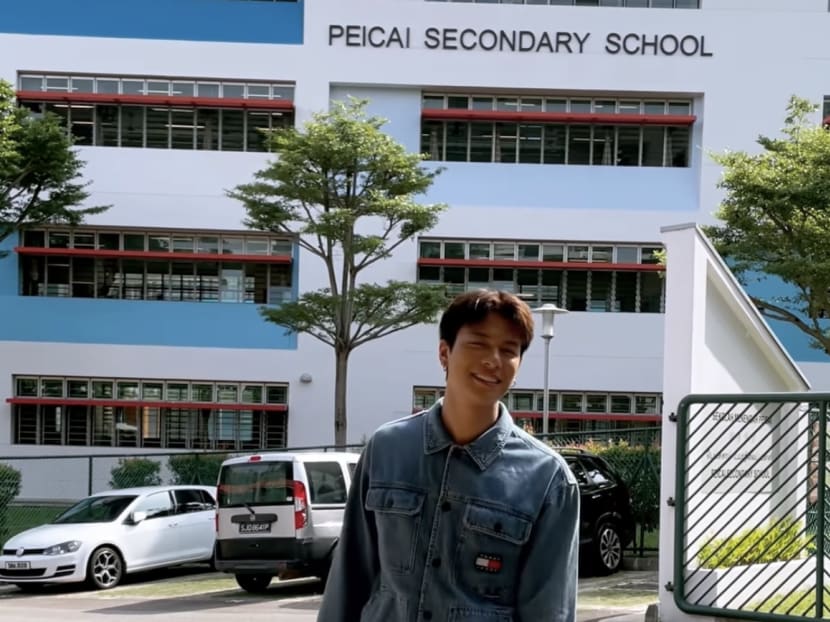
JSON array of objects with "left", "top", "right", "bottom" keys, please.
[{"left": 674, "top": 393, "right": 830, "bottom": 621}]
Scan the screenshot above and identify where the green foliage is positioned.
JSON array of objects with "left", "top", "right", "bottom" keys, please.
[
  {"left": 0, "top": 463, "right": 22, "bottom": 542},
  {"left": 108, "top": 458, "right": 162, "bottom": 489},
  {"left": 0, "top": 78, "right": 108, "bottom": 251},
  {"left": 697, "top": 517, "right": 810, "bottom": 569},
  {"left": 754, "top": 590, "right": 830, "bottom": 617},
  {"left": 167, "top": 453, "right": 227, "bottom": 486},
  {"left": 581, "top": 440, "right": 661, "bottom": 533},
  {"left": 229, "top": 98, "right": 448, "bottom": 445},
  {"left": 704, "top": 95, "right": 830, "bottom": 354}
]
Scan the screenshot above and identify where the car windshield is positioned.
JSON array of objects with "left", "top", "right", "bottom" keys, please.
[{"left": 52, "top": 495, "right": 138, "bottom": 524}]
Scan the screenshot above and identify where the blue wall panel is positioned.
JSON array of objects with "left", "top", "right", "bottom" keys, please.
[
  {"left": 0, "top": 234, "right": 297, "bottom": 350},
  {"left": 0, "top": 0, "right": 303, "bottom": 45}
]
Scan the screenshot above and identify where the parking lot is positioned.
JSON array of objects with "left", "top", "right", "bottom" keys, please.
[{"left": 0, "top": 566, "right": 657, "bottom": 621}]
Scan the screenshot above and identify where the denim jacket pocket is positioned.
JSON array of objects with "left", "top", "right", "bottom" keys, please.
[
  {"left": 365, "top": 485, "right": 426, "bottom": 574},
  {"left": 454, "top": 503, "right": 532, "bottom": 605}
]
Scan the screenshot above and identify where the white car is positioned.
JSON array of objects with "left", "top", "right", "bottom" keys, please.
[{"left": 0, "top": 485, "right": 217, "bottom": 591}]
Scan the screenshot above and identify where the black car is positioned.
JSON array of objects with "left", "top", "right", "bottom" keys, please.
[{"left": 556, "top": 448, "right": 635, "bottom": 575}]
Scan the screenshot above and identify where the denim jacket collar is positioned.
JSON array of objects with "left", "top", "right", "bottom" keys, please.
[{"left": 423, "top": 398, "right": 513, "bottom": 471}]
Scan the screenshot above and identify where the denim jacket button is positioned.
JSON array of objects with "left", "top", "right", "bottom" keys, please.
[
  {"left": 423, "top": 611, "right": 433, "bottom": 621},
  {"left": 441, "top": 501, "right": 451, "bottom": 512},
  {"left": 494, "top": 521, "right": 503, "bottom": 533},
  {"left": 431, "top": 557, "right": 441, "bottom": 568}
]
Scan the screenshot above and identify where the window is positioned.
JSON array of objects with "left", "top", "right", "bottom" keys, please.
[
  {"left": 17, "top": 73, "right": 295, "bottom": 152},
  {"left": 19, "top": 228, "right": 294, "bottom": 305},
  {"left": 421, "top": 94, "right": 693, "bottom": 167},
  {"left": 306, "top": 462, "right": 348, "bottom": 505},
  {"left": 132, "top": 491, "right": 174, "bottom": 520},
  {"left": 11, "top": 375, "right": 289, "bottom": 450},
  {"left": 417, "top": 238, "right": 664, "bottom": 312}
]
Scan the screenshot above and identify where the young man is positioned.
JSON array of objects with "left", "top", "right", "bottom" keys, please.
[{"left": 318, "top": 290, "right": 580, "bottom": 622}]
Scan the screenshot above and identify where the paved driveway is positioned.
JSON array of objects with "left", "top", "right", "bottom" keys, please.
[{"left": 0, "top": 568, "right": 658, "bottom": 622}]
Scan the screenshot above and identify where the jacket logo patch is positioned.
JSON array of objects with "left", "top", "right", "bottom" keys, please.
[{"left": 475, "top": 554, "right": 502, "bottom": 573}]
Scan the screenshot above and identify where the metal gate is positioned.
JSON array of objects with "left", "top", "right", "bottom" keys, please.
[{"left": 674, "top": 393, "right": 829, "bottom": 621}]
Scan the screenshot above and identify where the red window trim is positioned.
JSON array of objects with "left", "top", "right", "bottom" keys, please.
[
  {"left": 7, "top": 397, "right": 288, "bottom": 412},
  {"left": 511, "top": 411, "right": 661, "bottom": 422},
  {"left": 417, "top": 257, "right": 663, "bottom": 272},
  {"left": 15, "top": 247, "right": 292, "bottom": 265},
  {"left": 16, "top": 90, "right": 295, "bottom": 111},
  {"left": 421, "top": 108, "right": 696, "bottom": 126}
]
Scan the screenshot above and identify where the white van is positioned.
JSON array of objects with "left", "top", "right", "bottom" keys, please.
[{"left": 214, "top": 451, "right": 359, "bottom": 593}]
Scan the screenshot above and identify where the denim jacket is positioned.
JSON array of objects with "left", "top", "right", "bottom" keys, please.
[{"left": 318, "top": 400, "right": 580, "bottom": 622}]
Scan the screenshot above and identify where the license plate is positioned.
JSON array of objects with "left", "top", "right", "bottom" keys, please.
[
  {"left": 239, "top": 522, "right": 271, "bottom": 534},
  {"left": 5, "top": 561, "right": 30, "bottom": 570}
]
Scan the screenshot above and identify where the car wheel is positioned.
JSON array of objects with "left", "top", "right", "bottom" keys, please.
[
  {"left": 86, "top": 545, "right": 124, "bottom": 590},
  {"left": 235, "top": 573, "right": 272, "bottom": 593},
  {"left": 594, "top": 521, "right": 623, "bottom": 575}
]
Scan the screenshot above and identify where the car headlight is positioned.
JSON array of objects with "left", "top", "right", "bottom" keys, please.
[{"left": 43, "top": 541, "right": 82, "bottom": 556}]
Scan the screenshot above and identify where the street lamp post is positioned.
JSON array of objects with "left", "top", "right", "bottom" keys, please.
[{"left": 533, "top": 303, "right": 568, "bottom": 437}]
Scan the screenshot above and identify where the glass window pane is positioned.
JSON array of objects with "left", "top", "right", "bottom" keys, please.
[
  {"left": 92, "top": 381, "right": 113, "bottom": 399},
  {"left": 121, "top": 106, "right": 144, "bottom": 148},
  {"left": 570, "top": 100, "right": 591, "bottom": 113},
  {"left": 242, "top": 385, "right": 263, "bottom": 403},
  {"left": 616, "top": 272, "right": 637, "bottom": 312},
  {"left": 444, "top": 242, "right": 465, "bottom": 259},
  {"left": 471, "top": 97, "right": 493, "bottom": 111},
  {"left": 666, "top": 127, "right": 690, "bottom": 167},
  {"left": 640, "top": 272, "right": 663, "bottom": 313},
  {"left": 147, "top": 80, "right": 170, "bottom": 95},
  {"left": 222, "top": 83, "right": 244, "bottom": 99},
  {"left": 96, "top": 78, "right": 119, "bottom": 94},
  {"left": 617, "top": 127, "right": 641, "bottom": 166},
  {"left": 419, "top": 241, "right": 441, "bottom": 259},
  {"left": 644, "top": 101, "right": 666, "bottom": 115},
  {"left": 247, "top": 84, "right": 270, "bottom": 99},
  {"left": 518, "top": 124, "right": 542, "bottom": 164},
  {"left": 142, "top": 382, "right": 163, "bottom": 400},
  {"left": 422, "top": 95, "right": 444, "bottom": 109},
  {"left": 592, "top": 126, "right": 616, "bottom": 166},
  {"left": 586, "top": 394, "right": 607, "bottom": 413},
  {"left": 611, "top": 395, "right": 631, "bottom": 413},
  {"left": 543, "top": 125, "right": 566, "bottom": 164},
  {"left": 495, "top": 123, "right": 518, "bottom": 163},
  {"left": 469, "top": 123, "right": 493, "bottom": 162},
  {"left": 568, "top": 126, "right": 591, "bottom": 165},
  {"left": 246, "top": 111, "right": 271, "bottom": 152},
  {"left": 197, "top": 82, "right": 220, "bottom": 98},
  {"left": 172, "top": 81, "right": 195, "bottom": 96},
  {"left": 192, "top": 384, "right": 213, "bottom": 402},
  {"left": 590, "top": 272, "right": 612, "bottom": 312},
  {"left": 170, "top": 108, "right": 195, "bottom": 150},
  {"left": 221, "top": 110, "right": 244, "bottom": 151},
  {"left": 49, "top": 232, "right": 70, "bottom": 248},
  {"left": 469, "top": 242, "right": 490, "bottom": 259},
  {"left": 96, "top": 105, "right": 119, "bottom": 147},
  {"left": 197, "top": 109, "right": 220, "bottom": 151},
  {"left": 592, "top": 247, "right": 613, "bottom": 263},
  {"left": 222, "top": 238, "right": 245, "bottom": 255},
  {"left": 45, "top": 77, "right": 69, "bottom": 92},
  {"left": 494, "top": 243, "right": 515, "bottom": 260},
  {"left": 542, "top": 244, "right": 564, "bottom": 262},
  {"left": 641, "top": 127, "right": 665, "bottom": 167},
  {"left": 445, "top": 122, "right": 468, "bottom": 162},
  {"left": 20, "top": 76, "right": 43, "bottom": 91},
  {"left": 16, "top": 378, "right": 38, "bottom": 396},
  {"left": 565, "top": 271, "right": 587, "bottom": 311},
  {"left": 545, "top": 99, "right": 567, "bottom": 112},
  {"left": 418, "top": 265, "right": 439, "bottom": 281},
  {"left": 561, "top": 394, "right": 583, "bottom": 412},
  {"left": 518, "top": 244, "right": 539, "bottom": 260},
  {"left": 447, "top": 96, "right": 468, "bottom": 109},
  {"left": 166, "top": 383, "right": 189, "bottom": 401},
  {"left": 197, "top": 237, "right": 219, "bottom": 254},
  {"left": 266, "top": 386, "right": 287, "bottom": 404},
  {"left": 616, "top": 247, "right": 639, "bottom": 263},
  {"left": 636, "top": 396, "right": 658, "bottom": 414},
  {"left": 669, "top": 101, "right": 691, "bottom": 115},
  {"left": 246, "top": 239, "right": 269, "bottom": 255},
  {"left": 421, "top": 121, "right": 443, "bottom": 160},
  {"left": 117, "top": 381, "right": 139, "bottom": 399},
  {"left": 172, "top": 237, "right": 194, "bottom": 253},
  {"left": 70, "top": 104, "right": 94, "bottom": 145},
  {"left": 146, "top": 108, "right": 169, "bottom": 149}
]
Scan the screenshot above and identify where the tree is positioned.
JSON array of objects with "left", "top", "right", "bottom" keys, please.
[
  {"left": 229, "top": 99, "right": 448, "bottom": 446},
  {"left": 0, "top": 79, "right": 107, "bottom": 252},
  {"left": 704, "top": 95, "right": 830, "bottom": 354}
]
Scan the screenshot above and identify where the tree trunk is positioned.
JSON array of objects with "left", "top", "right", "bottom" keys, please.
[{"left": 334, "top": 347, "right": 349, "bottom": 448}]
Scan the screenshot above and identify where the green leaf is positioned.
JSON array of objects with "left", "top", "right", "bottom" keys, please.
[{"left": 705, "top": 95, "right": 830, "bottom": 354}]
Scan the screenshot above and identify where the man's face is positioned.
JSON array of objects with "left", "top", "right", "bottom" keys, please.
[{"left": 439, "top": 313, "right": 523, "bottom": 408}]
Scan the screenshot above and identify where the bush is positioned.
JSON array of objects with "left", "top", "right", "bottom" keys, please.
[
  {"left": 581, "top": 440, "right": 661, "bottom": 533},
  {"left": 108, "top": 458, "right": 162, "bottom": 489},
  {"left": 698, "top": 517, "right": 811, "bottom": 569},
  {"left": 0, "top": 463, "right": 22, "bottom": 542},
  {"left": 167, "top": 453, "right": 227, "bottom": 486}
]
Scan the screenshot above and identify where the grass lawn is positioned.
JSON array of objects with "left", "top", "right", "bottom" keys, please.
[
  {"left": 2, "top": 504, "right": 70, "bottom": 540},
  {"left": 754, "top": 590, "right": 830, "bottom": 617}
]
